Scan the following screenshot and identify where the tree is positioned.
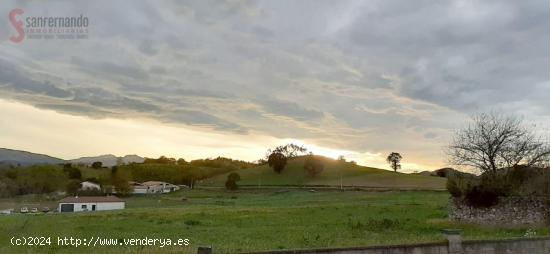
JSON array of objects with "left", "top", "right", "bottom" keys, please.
[
  {"left": 386, "top": 152, "right": 402, "bottom": 172},
  {"left": 65, "top": 179, "right": 81, "bottom": 195},
  {"left": 264, "top": 143, "right": 306, "bottom": 174},
  {"left": 304, "top": 153, "right": 324, "bottom": 177},
  {"left": 448, "top": 112, "right": 550, "bottom": 174},
  {"left": 266, "top": 143, "right": 307, "bottom": 159},
  {"left": 177, "top": 158, "right": 188, "bottom": 165},
  {"left": 225, "top": 173, "right": 241, "bottom": 190},
  {"left": 144, "top": 156, "right": 176, "bottom": 165},
  {"left": 268, "top": 152, "right": 287, "bottom": 173},
  {"left": 63, "top": 166, "right": 82, "bottom": 179},
  {"left": 337, "top": 155, "right": 346, "bottom": 163},
  {"left": 91, "top": 161, "right": 103, "bottom": 169},
  {"left": 111, "top": 168, "right": 132, "bottom": 196}
]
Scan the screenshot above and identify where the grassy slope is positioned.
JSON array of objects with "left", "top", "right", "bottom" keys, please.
[
  {"left": 1, "top": 190, "right": 548, "bottom": 254},
  {"left": 202, "top": 157, "right": 446, "bottom": 190}
]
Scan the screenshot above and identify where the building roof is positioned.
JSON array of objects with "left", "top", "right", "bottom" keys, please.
[
  {"left": 142, "top": 181, "right": 172, "bottom": 186},
  {"left": 58, "top": 196, "right": 124, "bottom": 203}
]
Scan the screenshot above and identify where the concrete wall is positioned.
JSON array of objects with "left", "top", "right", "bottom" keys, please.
[
  {"left": 463, "top": 237, "right": 550, "bottom": 254},
  {"left": 237, "top": 234, "right": 550, "bottom": 254},
  {"left": 242, "top": 243, "right": 448, "bottom": 254}
]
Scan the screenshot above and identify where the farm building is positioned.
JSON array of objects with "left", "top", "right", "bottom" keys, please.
[
  {"left": 130, "top": 181, "right": 149, "bottom": 194},
  {"left": 80, "top": 181, "right": 101, "bottom": 191},
  {"left": 142, "top": 181, "right": 180, "bottom": 193},
  {"left": 58, "top": 196, "right": 125, "bottom": 213},
  {"left": 131, "top": 181, "right": 180, "bottom": 194}
]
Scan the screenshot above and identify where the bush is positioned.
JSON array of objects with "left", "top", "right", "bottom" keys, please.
[
  {"left": 447, "top": 170, "right": 516, "bottom": 207},
  {"left": 446, "top": 177, "right": 462, "bottom": 197},
  {"left": 464, "top": 185, "right": 500, "bottom": 207},
  {"left": 184, "top": 219, "right": 201, "bottom": 226},
  {"left": 304, "top": 154, "right": 324, "bottom": 177},
  {"left": 225, "top": 173, "right": 240, "bottom": 191}
]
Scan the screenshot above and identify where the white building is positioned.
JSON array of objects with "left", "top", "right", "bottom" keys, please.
[
  {"left": 129, "top": 181, "right": 149, "bottom": 194},
  {"left": 80, "top": 181, "right": 101, "bottom": 191},
  {"left": 58, "top": 196, "right": 125, "bottom": 213},
  {"left": 142, "top": 181, "right": 180, "bottom": 193},
  {"left": 130, "top": 181, "right": 180, "bottom": 194}
]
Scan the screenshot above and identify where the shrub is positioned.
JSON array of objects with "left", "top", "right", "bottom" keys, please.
[
  {"left": 225, "top": 173, "right": 241, "bottom": 191},
  {"left": 464, "top": 185, "right": 500, "bottom": 207},
  {"left": 304, "top": 154, "right": 324, "bottom": 177},
  {"left": 446, "top": 177, "right": 462, "bottom": 197},
  {"left": 184, "top": 219, "right": 201, "bottom": 226}
]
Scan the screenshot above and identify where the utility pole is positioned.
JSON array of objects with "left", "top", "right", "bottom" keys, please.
[{"left": 339, "top": 167, "right": 343, "bottom": 191}]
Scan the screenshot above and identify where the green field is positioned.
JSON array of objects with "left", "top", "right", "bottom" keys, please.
[
  {"left": 1, "top": 189, "right": 549, "bottom": 254},
  {"left": 203, "top": 157, "right": 446, "bottom": 190}
]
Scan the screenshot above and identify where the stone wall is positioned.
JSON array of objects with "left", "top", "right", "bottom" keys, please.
[{"left": 449, "top": 196, "right": 550, "bottom": 225}]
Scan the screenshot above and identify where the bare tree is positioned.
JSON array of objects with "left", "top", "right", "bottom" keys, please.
[{"left": 448, "top": 112, "right": 550, "bottom": 174}]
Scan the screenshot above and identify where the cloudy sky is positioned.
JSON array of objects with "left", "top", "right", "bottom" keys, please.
[{"left": 2, "top": 0, "right": 550, "bottom": 171}]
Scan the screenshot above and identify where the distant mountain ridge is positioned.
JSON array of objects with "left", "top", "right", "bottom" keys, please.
[
  {"left": 0, "top": 148, "right": 66, "bottom": 167},
  {"left": 0, "top": 148, "right": 144, "bottom": 167},
  {"left": 70, "top": 154, "right": 144, "bottom": 167}
]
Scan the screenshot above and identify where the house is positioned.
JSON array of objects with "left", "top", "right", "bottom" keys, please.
[
  {"left": 58, "top": 196, "right": 125, "bottom": 213},
  {"left": 129, "top": 181, "right": 149, "bottom": 194},
  {"left": 142, "top": 181, "right": 180, "bottom": 193},
  {"left": 129, "top": 181, "right": 179, "bottom": 194},
  {"left": 80, "top": 181, "right": 101, "bottom": 191}
]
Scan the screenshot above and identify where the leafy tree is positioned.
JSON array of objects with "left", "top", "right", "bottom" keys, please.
[
  {"left": 91, "top": 161, "right": 103, "bottom": 169},
  {"left": 63, "top": 166, "right": 82, "bottom": 179},
  {"left": 266, "top": 143, "right": 307, "bottom": 159},
  {"left": 66, "top": 179, "right": 81, "bottom": 195},
  {"left": 264, "top": 143, "right": 306, "bottom": 174},
  {"left": 386, "top": 152, "right": 402, "bottom": 172},
  {"left": 144, "top": 156, "right": 177, "bottom": 165},
  {"left": 337, "top": 155, "right": 346, "bottom": 163},
  {"left": 304, "top": 153, "right": 324, "bottom": 177},
  {"left": 177, "top": 158, "right": 188, "bottom": 165},
  {"left": 225, "top": 173, "right": 241, "bottom": 190},
  {"left": 448, "top": 112, "right": 550, "bottom": 174},
  {"left": 111, "top": 168, "right": 132, "bottom": 196},
  {"left": 0, "top": 178, "right": 17, "bottom": 197},
  {"left": 268, "top": 152, "right": 287, "bottom": 174}
]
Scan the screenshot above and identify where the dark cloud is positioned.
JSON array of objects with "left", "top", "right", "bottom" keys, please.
[
  {"left": 138, "top": 40, "right": 158, "bottom": 56},
  {"left": 71, "top": 57, "right": 150, "bottom": 81},
  {"left": 3, "top": 0, "right": 550, "bottom": 167},
  {"left": 71, "top": 87, "right": 159, "bottom": 113},
  {"left": 162, "top": 110, "right": 246, "bottom": 133},
  {"left": 0, "top": 59, "right": 71, "bottom": 98},
  {"left": 258, "top": 97, "right": 324, "bottom": 121}
]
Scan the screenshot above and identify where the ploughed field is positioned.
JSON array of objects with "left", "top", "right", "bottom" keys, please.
[{"left": 1, "top": 190, "right": 549, "bottom": 254}]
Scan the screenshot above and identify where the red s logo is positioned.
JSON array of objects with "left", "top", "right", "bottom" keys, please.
[{"left": 9, "top": 8, "right": 25, "bottom": 43}]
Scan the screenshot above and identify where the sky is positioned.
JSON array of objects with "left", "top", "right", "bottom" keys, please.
[{"left": 2, "top": 1, "right": 550, "bottom": 172}]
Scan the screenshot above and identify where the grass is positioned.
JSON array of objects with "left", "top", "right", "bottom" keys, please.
[
  {"left": 1, "top": 189, "right": 549, "bottom": 254},
  {"left": 202, "top": 157, "right": 446, "bottom": 190}
]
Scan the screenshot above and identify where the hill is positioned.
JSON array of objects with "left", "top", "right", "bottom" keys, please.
[
  {"left": 415, "top": 167, "right": 477, "bottom": 179},
  {"left": 202, "top": 156, "right": 446, "bottom": 190},
  {"left": 70, "top": 154, "right": 145, "bottom": 167},
  {"left": 0, "top": 148, "right": 66, "bottom": 167}
]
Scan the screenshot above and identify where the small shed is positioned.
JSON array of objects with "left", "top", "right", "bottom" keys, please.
[{"left": 58, "top": 196, "right": 125, "bottom": 213}]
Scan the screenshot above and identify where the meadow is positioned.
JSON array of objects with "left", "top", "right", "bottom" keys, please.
[
  {"left": 1, "top": 189, "right": 548, "bottom": 254},
  {"left": 203, "top": 157, "right": 446, "bottom": 190}
]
